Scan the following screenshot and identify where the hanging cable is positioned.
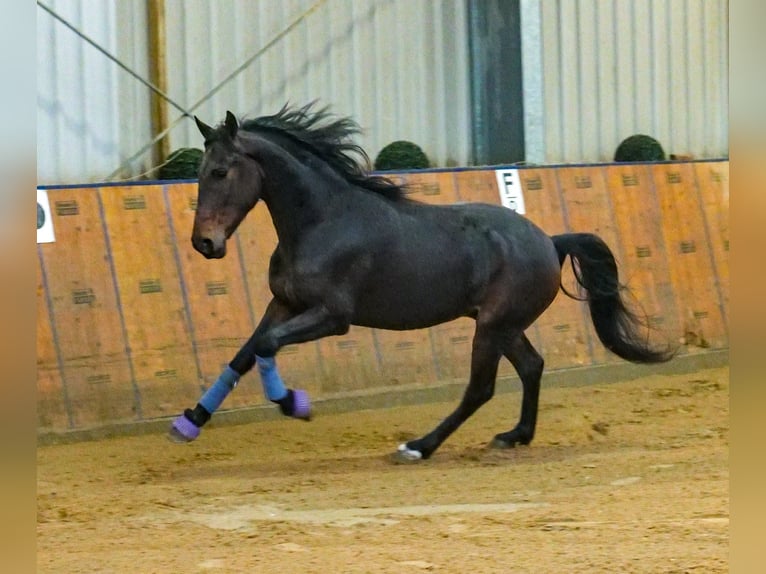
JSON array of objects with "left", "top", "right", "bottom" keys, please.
[
  {"left": 105, "top": 0, "right": 328, "bottom": 181},
  {"left": 37, "top": 0, "right": 194, "bottom": 119}
]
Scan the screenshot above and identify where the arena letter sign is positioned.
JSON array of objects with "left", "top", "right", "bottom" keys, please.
[
  {"left": 37, "top": 189, "right": 55, "bottom": 243},
  {"left": 494, "top": 168, "right": 525, "bottom": 214}
]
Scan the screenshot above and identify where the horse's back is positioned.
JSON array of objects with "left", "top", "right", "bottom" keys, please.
[
  {"left": 421, "top": 201, "right": 559, "bottom": 270},
  {"left": 346, "top": 199, "right": 560, "bottom": 330}
]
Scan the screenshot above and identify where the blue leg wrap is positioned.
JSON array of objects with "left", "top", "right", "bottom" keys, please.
[
  {"left": 256, "top": 355, "right": 288, "bottom": 401},
  {"left": 198, "top": 366, "right": 240, "bottom": 414}
]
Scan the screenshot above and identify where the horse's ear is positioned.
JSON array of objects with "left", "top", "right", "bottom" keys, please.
[
  {"left": 194, "top": 116, "right": 215, "bottom": 142},
  {"left": 225, "top": 111, "right": 238, "bottom": 139}
]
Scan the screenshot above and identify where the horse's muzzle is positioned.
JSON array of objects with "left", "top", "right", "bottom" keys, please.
[{"left": 192, "top": 235, "right": 227, "bottom": 259}]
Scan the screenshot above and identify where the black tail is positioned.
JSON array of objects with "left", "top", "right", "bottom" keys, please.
[{"left": 552, "top": 233, "right": 674, "bottom": 364}]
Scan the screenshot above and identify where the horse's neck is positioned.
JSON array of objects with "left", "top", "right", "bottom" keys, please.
[
  {"left": 263, "top": 180, "right": 325, "bottom": 248},
  {"left": 246, "top": 135, "right": 335, "bottom": 250}
]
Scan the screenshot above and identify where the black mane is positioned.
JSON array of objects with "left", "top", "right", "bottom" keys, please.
[{"left": 240, "top": 103, "right": 405, "bottom": 200}]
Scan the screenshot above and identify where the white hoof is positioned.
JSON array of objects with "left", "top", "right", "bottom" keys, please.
[{"left": 397, "top": 443, "right": 423, "bottom": 461}]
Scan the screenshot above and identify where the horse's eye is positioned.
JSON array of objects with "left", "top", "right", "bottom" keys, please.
[{"left": 211, "top": 167, "right": 228, "bottom": 178}]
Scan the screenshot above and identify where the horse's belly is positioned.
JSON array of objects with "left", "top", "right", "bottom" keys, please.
[
  {"left": 350, "top": 266, "right": 474, "bottom": 330},
  {"left": 352, "top": 303, "right": 467, "bottom": 331}
]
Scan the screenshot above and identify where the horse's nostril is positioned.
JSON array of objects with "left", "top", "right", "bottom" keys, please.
[{"left": 193, "top": 235, "right": 225, "bottom": 258}]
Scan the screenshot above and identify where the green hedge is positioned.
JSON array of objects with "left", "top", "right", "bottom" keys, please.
[{"left": 374, "top": 140, "right": 430, "bottom": 171}]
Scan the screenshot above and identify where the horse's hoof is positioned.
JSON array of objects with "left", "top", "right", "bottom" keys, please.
[
  {"left": 391, "top": 443, "right": 424, "bottom": 464},
  {"left": 291, "top": 389, "right": 312, "bottom": 421},
  {"left": 488, "top": 437, "right": 516, "bottom": 449},
  {"left": 167, "top": 415, "right": 201, "bottom": 443}
]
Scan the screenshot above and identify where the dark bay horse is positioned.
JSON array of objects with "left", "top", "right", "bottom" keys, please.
[{"left": 169, "top": 103, "right": 672, "bottom": 461}]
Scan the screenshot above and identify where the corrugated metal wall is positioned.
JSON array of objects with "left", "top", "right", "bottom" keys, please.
[
  {"left": 528, "top": 0, "right": 728, "bottom": 164},
  {"left": 37, "top": 0, "right": 471, "bottom": 184},
  {"left": 163, "top": 0, "right": 471, "bottom": 171},
  {"left": 37, "top": 0, "right": 153, "bottom": 185},
  {"left": 37, "top": 0, "right": 728, "bottom": 184}
]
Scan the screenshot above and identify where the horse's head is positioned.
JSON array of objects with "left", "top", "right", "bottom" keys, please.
[{"left": 192, "top": 111, "right": 263, "bottom": 259}]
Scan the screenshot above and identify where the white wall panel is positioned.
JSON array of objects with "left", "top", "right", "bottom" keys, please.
[
  {"left": 163, "top": 0, "right": 472, "bottom": 170},
  {"left": 526, "top": 0, "right": 728, "bottom": 163},
  {"left": 38, "top": 1, "right": 727, "bottom": 183},
  {"left": 114, "top": 1, "right": 153, "bottom": 174},
  {"left": 39, "top": 0, "right": 470, "bottom": 183},
  {"left": 37, "top": 0, "right": 151, "bottom": 184}
]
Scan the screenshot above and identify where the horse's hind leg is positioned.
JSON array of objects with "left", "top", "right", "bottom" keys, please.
[
  {"left": 490, "top": 333, "right": 544, "bottom": 449},
  {"left": 395, "top": 325, "right": 503, "bottom": 461}
]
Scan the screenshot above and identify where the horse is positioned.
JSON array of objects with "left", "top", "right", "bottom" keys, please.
[{"left": 169, "top": 103, "right": 673, "bottom": 462}]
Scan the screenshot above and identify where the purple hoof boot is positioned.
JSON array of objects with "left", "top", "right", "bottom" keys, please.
[
  {"left": 291, "top": 389, "right": 312, "bottom": 421},
  {"left": 167, "top": 415, "right": 201, "bottom": 443}
]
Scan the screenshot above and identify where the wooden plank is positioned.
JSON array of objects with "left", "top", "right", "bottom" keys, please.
[
  {"left": 370, "top": 328, "right": 438, "bottom": 388},
  {"left": 164, "top": 182, "right": 263, "bottom": 409},
  {"left": 557, "top": 166, "right": 624, "bottom": 256},
  {"left": 605, "top": 164, "right": 681, "bottom": 352},
  {"left": 234, "top": 202, "right": 277, "bottom": 314},
  {"left": 100, "top": 184, "right": 199, "bottom": 419},
  {"left": 556, "top": 166, "right": 626, "bottom": 365},
  {"left": 520, "top": 167, "right": 594, "bottom": 371},
  {"left": 693, "top": 161, "right": 729, "bottom": 328},
  {"left": 518, "top": 168, "right": 568, "bottom": 233},
  {"left": 36, "top": 251, "right": 69, "bottom": 431},
  {"left": 40, "top": 189, "right": 130, "bottom": 362},
  {"left": 425, "top": 317, "right": 472, "bottom": 383},
  {"left": 62, "top": 365, "right": 141, "bottom": 428},
  {"left": 652, "top": 163, "right": 727, "bottom": 350},
  {"left": 39, "top": 187, "right": 136, "bottom": 427},
  {"left": 399, "top": 170, "right": 457, "bottom": 205},
  {"left": 36, "top": 163, "right": 731, "bottom": 431},
  {"left": 452, "top": 168, "right": 498, "bottom": 204},
  {"left": 317, "top": 326, "right": 381, "bottom": 394}
]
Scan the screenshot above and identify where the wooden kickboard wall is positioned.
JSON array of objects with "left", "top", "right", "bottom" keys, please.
[{"left": 36, "top": 160, "right": 729, "bottom": 431}]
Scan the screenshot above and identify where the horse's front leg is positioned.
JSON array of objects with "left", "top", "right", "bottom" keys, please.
[
  {"left": 168, "top": 299, "right": 313, "bottom": 443},
  {"left": 251, "top": 304, "right": 350, "bottom": 357}
]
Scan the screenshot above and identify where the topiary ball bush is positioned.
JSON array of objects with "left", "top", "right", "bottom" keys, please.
[
  {"left": 614, "top": 134, "right": 666, "bottom": 162},
  {"left": 158, "top": 147, "right": 204, "bottom": 180},
  {"left": 374, "top": 140, "right": 430, "bottom": 171}
]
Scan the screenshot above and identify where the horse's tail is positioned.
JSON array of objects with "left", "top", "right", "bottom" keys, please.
[{"left": 552, "top": 233, "right": 674, "bottom": 364}]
